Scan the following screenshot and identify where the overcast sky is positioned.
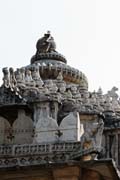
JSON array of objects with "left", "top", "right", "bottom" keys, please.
[{"left": 0, "top": 0, "right": 120, "bottom": 94}]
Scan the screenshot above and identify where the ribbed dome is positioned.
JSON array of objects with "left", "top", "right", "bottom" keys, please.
[{"left": 31, "top": 52, "right": 67, "bottom": 64}]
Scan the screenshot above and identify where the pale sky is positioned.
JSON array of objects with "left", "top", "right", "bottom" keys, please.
[{"left": 0, "top": 0, "right": 120, "bottom": 94}]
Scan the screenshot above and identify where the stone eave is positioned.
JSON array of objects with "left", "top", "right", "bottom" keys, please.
[{"left": 0, "top": 159, "right": 119, "bottom": 180}]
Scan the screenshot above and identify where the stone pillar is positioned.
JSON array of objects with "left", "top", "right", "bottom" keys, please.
[
  {"left": 106, "top": 133, "right": 109, "bottom": 158},
  {"left": 53, "top": 166, "right": 80, "bottom": 180},
  {"left": 115, "top": 134, "right": 118, "bottom": 166}
]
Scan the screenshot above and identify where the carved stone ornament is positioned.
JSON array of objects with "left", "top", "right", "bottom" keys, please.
[{"left": 36, "top": 31, "right": 56, "bottom": 54}]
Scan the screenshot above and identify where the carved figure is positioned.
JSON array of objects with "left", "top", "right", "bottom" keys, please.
[
  {"left": 112, "top": 98, "right": 120, "bottom": 112},
  {"left": 20, "top": 68, "right": 25, "bottom": 82},
  {"left": 97, "top": 87, "right": 103, "bottom": 95},
  {"left": 71, "top": 85, "right": 81, "bottom": 101},
  {"left": 104, "top": 94, "right": 113, "bottom": 111},
  {"left": 89, "top": 92, "right": 97, "bottom": 105},
  {"left": 9, "top": 67, "right": 16, "bottom": 88},
  {"left": 82, "top": 91, "right": 90, "bottom": 105},
  {"left": 95, "top": 117, "right": 104, "bottom": 147},
  {"left": 57, "top": 72, "right": 63, "bottom": 81},
  {"left": 25, "top": 69, "right": 35, "bottom": 87},
  {"left": 15, "top": 68, "right": 25, "bottom": 88},
  {"left": 97, "top": 87, "right": 105, "bottom": 106},
  {"left": 36, "top": 31, "right": 56, "bottom": 54},
  {"left": 31, "top": 66, "right": 43, "bottom": 88},
  {"left": 45, "top": 80, "right": 58, "bottom": 93},
  {"left": 59, "top": 83, "right": 66, "bottom": 93},
  {"left": 66, "top": 89, "right": 73, "bottom": 100},
  {"left": 2, "top": 67, "right": 10, "bottom": 88},
  {"left": 108, "top": 86, "right": 119, "bottom": 100}
]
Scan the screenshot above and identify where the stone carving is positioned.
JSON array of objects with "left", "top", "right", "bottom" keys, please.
[
  {"left": 0, "top": 116, "right": 11, "bottom": 144},
  {"left": 15, "top": 68, "right": 22, "bottom": 82},
  {"left": 2, "top": 67, "right": 10, "bottom": 88},
  {"left": 106, "top": 87, "right": 120, "bottom": 112},
  {"left": 50, "top": 102, "right": 59, "bottom": 120},
  {"left": 81, "top": 116, "right": 104, "bottom": 150},
  {"left": 66, "top": 89, "right": 73, "bottom": 100},
  {"left": 15, "top": 68, "right": 25, "bottom": 88},
  {"left": 31, "top": 66, "right": 40, "bottom": 80},
  {"left": 9, "top": 67, "right": 16, "bottom": 89},
  {"left": 1, "top": 67, "right": 22, "bottom": 99},
  {"left": 20, "top": 68, "right": 25, "bottom": 82},
  {"left": 71, "top": 85, "right": 81, "bottom": 102},
  {"left": 95, "top": 116, "right": 104, "bottom": 147},
  {"left": 108, "top": 86, "right": 119, "bottom": 100},
  {"left": 89, "top": 92, "right": 97, "bottom": 106},
  {"left": 25, "top": 69, "right": 35, "bottom": 87},
  {"left": 0, "top": 142, "right": 82, "bottom": 167},
  {"left": 0, "top": 86, "right": 23, "bottom": 104},
  {"left": 59, "top": 82, "right": 66, "bottom": 95},
  {"left": 97, "top": 87, "right": 105, "bottom": 106},
  {"left": 45, "top": 80, "right": 58, "bottom": 94},
  {"left": 31, "top": 66, "right": 43, "bottom": 88},
  {"left": 57, "top": 72, "right": 63, "bottom": 81},
  {"left": 112, "top": 98, "right": 120, "bottom": 112},
  {"left": 104, "top": 94, "right": 113, "bottom": 111},
  {"left": 89, "top": 91, "right": 103, "bottom": 111},
  {"left": 82, "top": 91, "right": 90, "bottom": 104},
  {"left": 33, "top": 103, "right": 58, "bottom": 143},
  {"left": 36, "top": 31, "right": 56, "bottom": 54},
  {"left": 13, "top": 109, "right": 34, "bottom": 144},
  {"left": 97, "top": 87, "right": 103, "bottom": 96}
]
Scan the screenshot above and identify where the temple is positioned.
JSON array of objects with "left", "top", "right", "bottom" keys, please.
[{"left": 0, "top": 31, "right": 119, "bottom": 179}]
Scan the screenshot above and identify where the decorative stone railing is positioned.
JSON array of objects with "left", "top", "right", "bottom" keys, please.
[
  {"left": 0, "top": 143, "right": 102, "bottom": 168},
  {"left": 0, "top": 142, "right": 81, "bottom": 157}
]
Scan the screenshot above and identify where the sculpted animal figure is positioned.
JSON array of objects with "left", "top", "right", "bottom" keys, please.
[{"left": 36, "top": 31, "right": 56, "bottom": 54}]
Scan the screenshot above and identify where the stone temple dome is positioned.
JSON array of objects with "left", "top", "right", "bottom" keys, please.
[
  {"left": 0, "top": 31, "right": 119, "bottom": 179},
  {"left": 29, "top": 31, "right": 88, "bottom": 89}
]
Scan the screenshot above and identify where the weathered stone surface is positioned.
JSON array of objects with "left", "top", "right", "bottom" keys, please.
[
  {"left": 0, "top": 116, "right": 11, "bottom": 144},
  {"left": 81, "top": 116, "right": 104, "bottom": 150},
  {"left": 59, "top": 112, "right": 81, "bottom": 142},
  {"left": 53, "top": 166, "right": 80, "bottom": 179},
  {"left": 13, "top": 109, "right": 33, "bottom": 144},
  {"left": 34, "top": 103, "right": 58, "bottom": 143}
]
